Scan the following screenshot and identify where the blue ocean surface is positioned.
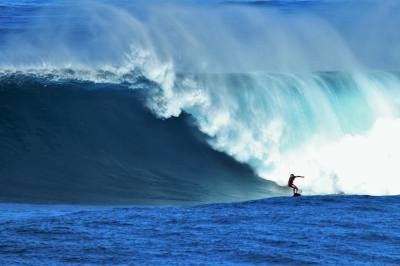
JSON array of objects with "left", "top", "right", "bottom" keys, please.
[{"left": 1, "top": 196, "right": 400, "bottom": 265}]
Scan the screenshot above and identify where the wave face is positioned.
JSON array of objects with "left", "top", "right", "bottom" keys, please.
[
  {"left": 1, "top": 0, "right": 400, "bottom": 202},
  {"left": 0, "top": 75, "right": 284, "bottom": 204}
]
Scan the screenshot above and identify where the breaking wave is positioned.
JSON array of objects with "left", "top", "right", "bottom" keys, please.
[{"left": 1, "top": 0, "right": 400, "bottom": 203}]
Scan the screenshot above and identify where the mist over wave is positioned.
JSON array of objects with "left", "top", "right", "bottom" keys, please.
[{"left": 1, "top": 0, "right": 400, "bottom": 199}]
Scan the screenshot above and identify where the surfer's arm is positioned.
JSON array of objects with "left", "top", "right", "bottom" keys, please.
[{"left": 295, "top": 176, "right": 304, "bottom": 178}]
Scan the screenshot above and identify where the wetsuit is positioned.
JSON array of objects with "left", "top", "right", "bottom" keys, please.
[{"left": 288, "top": 176, "right": 298, "bottom": 193}]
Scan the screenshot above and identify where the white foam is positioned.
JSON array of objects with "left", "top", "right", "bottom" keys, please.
[
  {"left": 268, "top": 118, "right": 400, "bottom": 195},
  {"left": 156, "top": 72, "right": 400, "bottom": 196}
]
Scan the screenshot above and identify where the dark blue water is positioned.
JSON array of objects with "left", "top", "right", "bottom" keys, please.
[
  {"left": 1, "top": 196, "right": 399, "bottom": 265},
  {"left": 0, "top": 75, "right": 285, "bottom": 204}
]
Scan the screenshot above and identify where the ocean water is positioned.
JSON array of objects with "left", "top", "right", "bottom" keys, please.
[
  {"left": 1, "top": 196, "right": 400, "bottom": 265},
  {"left": 1, "top": 0, "right": 400, "bottom": 264}
]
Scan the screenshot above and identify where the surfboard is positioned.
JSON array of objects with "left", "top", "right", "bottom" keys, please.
[{"left": 293, "top": 193, "right": 301, "bottom": 197}]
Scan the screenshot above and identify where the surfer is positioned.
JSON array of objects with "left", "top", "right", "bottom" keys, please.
[{"left": 288, "top": 174, "right": 304, "bottom": 195}]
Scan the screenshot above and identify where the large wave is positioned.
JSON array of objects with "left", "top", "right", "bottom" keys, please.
[
  {"left": 0, "top": 74, "right": 285, "bottom": 204},
  {"left": 1, "top": 0, "right": 400, "bottom": 200}
]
